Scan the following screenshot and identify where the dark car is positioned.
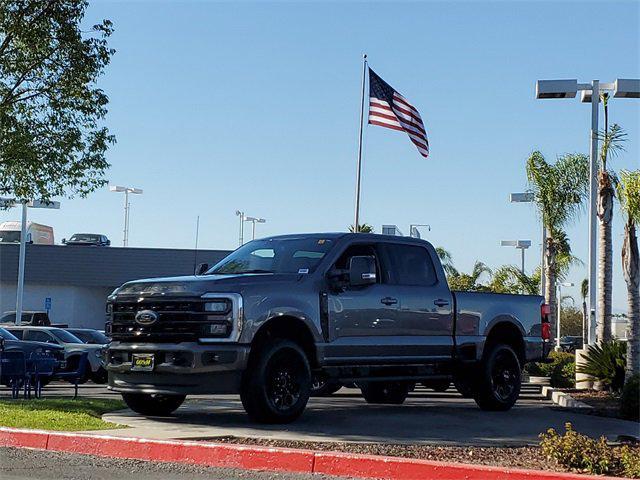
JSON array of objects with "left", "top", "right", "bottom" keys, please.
[
  {"left": 62, "top": 233, "right": 110, "bottom": 247},
  {"left": 67, "top": 328, "right": 110, "bottom": 345},
  {"left": 0, "top": 327, "right": 65, "bottom": 385},
  {"left": 559, "top": 335, "right": 583, "bottom": 352},
  {"left": 0, "top": 310, "right": 50, "bottom": 326}
]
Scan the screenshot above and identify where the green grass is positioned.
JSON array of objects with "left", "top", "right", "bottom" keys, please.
[{"left": 0, "top": 397, "right": 126, "bottom": 431}]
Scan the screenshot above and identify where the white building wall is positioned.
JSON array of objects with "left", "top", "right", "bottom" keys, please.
[{"left": 0, "top": 282, "right": 112, "bottom": 329}]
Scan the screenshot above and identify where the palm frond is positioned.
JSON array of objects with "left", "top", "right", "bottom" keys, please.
[{"left": 617, "top": 169, "right": 640, "bottom": 225}]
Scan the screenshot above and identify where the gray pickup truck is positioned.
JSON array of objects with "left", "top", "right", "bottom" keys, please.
[{"left": 106, "top": 233, "right": 551, "bottom": 423}]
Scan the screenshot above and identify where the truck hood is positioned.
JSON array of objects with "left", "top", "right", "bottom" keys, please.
[{"left": 113, "top": 273, "right": 301, "bottom": 298}]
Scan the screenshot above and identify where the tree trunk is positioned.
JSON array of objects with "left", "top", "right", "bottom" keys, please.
[
  {"left": 545, "top": 236, "right": 557, "bottom": 345},
  {"left": 597, "top": 170, "right": 614, "bottom": 344},
  {"left": 622, "top": 220, "right": 639, "bottom": 381},
  {"left": 582, "top": 300, "right": 588, "bottom": 345}
]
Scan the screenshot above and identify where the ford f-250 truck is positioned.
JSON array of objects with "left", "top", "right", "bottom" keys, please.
[{"left": 106, "top": 233, "right": 551, "bottom": 423}]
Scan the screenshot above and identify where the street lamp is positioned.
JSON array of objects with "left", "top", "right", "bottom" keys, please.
[
  {"left": 244, "top": 216, "right": 266, "bottom": 241},
  {"left": 535, "top": 77, "right": 639, "bottom": 346},
  {"left": 235, "top": 211, "right": 245, "bottom": 246},
  {"left": 109, "top": 185, "right": 143, "bottom": 247},
  {"left": 509, "top": 192, "right": 546, "bottom": 295},
  {"left": 500, "top": 240, "right": 531, "bottom": 274},
  {"left": 409, "top": 224, "right": 431, "bottom": 239},
  {"left": 556, "top": 282, "right": 575, "bottom": 350},
  {"left": 0, "top": 197, "right": 61, "bottom": 325}
]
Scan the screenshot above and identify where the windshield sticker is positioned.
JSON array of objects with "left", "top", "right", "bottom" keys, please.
[
  {"left": 298, "top": 268, "right": 309, "bottom": 274},
  {"left": 317, "top": 239, "right": 326, "bottom": 245}
]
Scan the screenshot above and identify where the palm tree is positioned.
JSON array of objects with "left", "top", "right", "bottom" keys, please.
[
  {"left": 349, "top": 223, "right": 374, "bottom": 233},
  {"left": 447, "top": 261, "right": 491, "bottom": 291},
  {"left": 488, "top": 265, "right": 540, "bottom": 295},
  {"left": 616, "top": 169, "right": 640, "bottom": 380},
  {"left": 435, "top": 247, "right": 457, "bottom": 277},
  {"left": 596, "top": 93, "right": 627, "bottom": 343},
  {"left": 526, "top": 151, "right": 590, "bottom": 345},
  {"left": 581, "top": 279, "right": 589, "bottom": 344}
]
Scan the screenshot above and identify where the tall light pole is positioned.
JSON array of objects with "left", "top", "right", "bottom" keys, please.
[
  {"left": 235, "top": 210, "right": 245, "bottom": 246},
  {"left": 110, "top": 185, "right": 143, "bottom": 247},
  {"left": 509, "top": 192, "right": 545, "bottom": 295},
  {"left": 500, "top": 240, "right": 532, "bottom": 274},
  {"left": 244, "top": 216, "right": 266, "bottom": 241},
  {"left": 556, "top": 282, "right": 575, "bottom": 350},
  {"left": 0, "top": 198, "right": 61, "bottom": 325},
  {"left": 535, "top": 78, "right": 639, "bottom": 346}
]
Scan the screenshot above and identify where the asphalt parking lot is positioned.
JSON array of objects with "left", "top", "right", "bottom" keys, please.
[{"left": 9, "top": 382, "right": 637, "bottom": 446}]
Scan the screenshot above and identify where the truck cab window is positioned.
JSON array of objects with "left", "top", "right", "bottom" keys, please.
[
  {"left": 332, "top": 244, "right": 384, "bottom": 283},
  {"left": 383, "top": 244, "right": 437, "bottom": 286}
]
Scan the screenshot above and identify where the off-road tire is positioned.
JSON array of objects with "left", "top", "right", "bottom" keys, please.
[
  {"left": 473, "top": 343, "right": 521, "bottom": 411},
  {"left": 122, "top": 393, "right": 186, "bottom": 416},
  {"left": 240, "top": 339, "right": 311, "bottom": 424},
  {"left": 360, "top": 381, "right": 409, "bottom": 404}
]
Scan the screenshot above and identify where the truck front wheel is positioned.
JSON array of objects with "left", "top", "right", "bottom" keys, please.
[
  {"left": 121, "top": 393, "right": 186, "bottom": 416},
  {"left": 473, "top": 343, "right": 521, "bottom": 411},
  {"left": 360, "top": 382, "right": 409, "bottom": 404},
  {"left": 241, "top": 339, "right": 311, "bottom": 424}
]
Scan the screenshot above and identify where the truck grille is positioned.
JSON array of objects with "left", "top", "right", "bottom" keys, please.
[{"left": 109, "top": 300, "right": 230, "bottom": 343}]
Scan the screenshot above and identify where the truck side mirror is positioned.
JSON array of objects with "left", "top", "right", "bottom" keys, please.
[
  {"left": 195, "top": 263, "right": 209, "bottom": 275},
  {"left": 62, "top": 238, "right": 66, "bottom": 244},
  {"left": 106, "top": 239, "right": 111, "bottom": 246},
  {"left": 349, "top": 256, "right": 376, "bottom": 287}
]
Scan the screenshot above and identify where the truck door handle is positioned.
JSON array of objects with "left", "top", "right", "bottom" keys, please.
[
  {"left": 434, "top": 299, "right": 450, "bottom": 307},
  {"left": 381, "top": 297, "right": 398, "bottom": 306}
]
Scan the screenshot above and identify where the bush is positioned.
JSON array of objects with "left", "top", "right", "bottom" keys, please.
[
  {"left": 620, "top": 445, "right": 640, "bottom": 478},
  {"left": 621, "top": 374, "right": 640, "bottom": 421},
  {"left": 540, "top": 423, "right": 615, "bottom": 475},
  {"left": 576, "top": 341, "right": 627, "bottom": 392},
  {"left": 526, "top": 351, "right": 575, "bottom": 388}
]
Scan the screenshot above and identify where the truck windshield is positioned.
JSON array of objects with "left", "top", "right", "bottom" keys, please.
[
  {"left": 209, "top": 237, "right": 335, "bottom": 275},
  {"left": 50, "top": 329, "right": 84, "bottom": 344},
  {"left": 0, "top": 231, "right": 20, "bottom": 243},
  {"left": 69, "top": 234, "right": 99, "bottom": 242}
]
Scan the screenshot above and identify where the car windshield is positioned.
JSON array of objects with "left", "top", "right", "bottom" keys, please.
[
  {"left": 69, "top": 234, "right": 99, "bottom": 242},
  {"left": 208, "top": 237, "right": 335, "bottom": 275},
  {"left": 0, "top": 327, "right": 19, "bottom": 341},
  {"left": 50, "top": 329, "right": 84, "bottom": 344},
  {"left": 71, "top": 330, "right": 109, "bottom": 344},
  {"left": 0, "top": 231, "right": 20, "bottom": 243}
]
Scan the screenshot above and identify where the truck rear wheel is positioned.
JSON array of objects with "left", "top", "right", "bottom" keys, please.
[
  {"left": 122, "top": 393, "right": 186, "bottom": 416},
  {"left": 473, "top": 343, "right": 521, "bottom": 411},
  {"left": 360, "top": 382, "right": 409, "bottom": 404},
  {"left": 240, "top": 339, "right": 311, "bottom": 424}
]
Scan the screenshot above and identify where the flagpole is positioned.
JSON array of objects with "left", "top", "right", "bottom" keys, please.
[{"left": 353, "top": 53, "right": 367, "bottom": 232}]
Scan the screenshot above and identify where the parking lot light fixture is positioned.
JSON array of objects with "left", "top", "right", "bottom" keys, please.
[
  {"left": 509, "top": 192, "right": 545, "bottom": 294},
  {"left": 110, "top": 185, "right": 143, "bottom": 247},
  {"left": 500, "top": 240, "right": 531, "bottom": 275},
  {"left": 535, "top": 77, "right": 639, "bottom": 346},
  {"left": 244, "top": 216, "right": 266, "bottom": 241}
]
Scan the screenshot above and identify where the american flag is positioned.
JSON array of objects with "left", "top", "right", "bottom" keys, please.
[{"left": 368, "top": 68, "right": 429, "bottom": 158}]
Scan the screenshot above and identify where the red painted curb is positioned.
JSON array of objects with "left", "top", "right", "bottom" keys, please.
[{"left": 0, "top": 428, "right": 627, "bottom": 480}]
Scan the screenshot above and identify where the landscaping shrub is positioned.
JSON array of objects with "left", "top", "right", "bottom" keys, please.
[
  {"left": 576, "top": 341, "right": 627, "bottom": 392},
  {"left": 621, "top": 374, "right": 640, "bottom": 421},
  {"left": 620, "top": 445, "right": 640, "bottom": 478},
  {"left": 540, "top": 423, "right": 615, "bottom": 475},
  {"left": 526, "top": 351, "right": 575, "bottom": 388}
]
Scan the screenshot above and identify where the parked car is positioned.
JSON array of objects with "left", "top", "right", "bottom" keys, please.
[
  {"left": 0, "top": 327, "right": 65, "bottom": 385},
  {"left": 0, "top": 221, "right": 54, "bottom": 244},
  {"left": 559, "top": 335, "right": 583, "bottom": 352},
  {"left": 67, "top": 328, "right": 110, "bottom": 345},
  {"left": 62, "top": 233, "right": 110, "bottom": 247},
  {"left": 6, "top": 326, "right": 107, "bottom": 384},
  {"left": 0, "top": 310, "right": 51, "bottom": 326},
  {"left": 106, "top": 233, "right": 551, "bottom": 423}
]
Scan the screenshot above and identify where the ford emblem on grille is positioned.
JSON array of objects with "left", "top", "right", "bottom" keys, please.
[{"left": 135, "top": 309, "right": 158, "bottom": 326}]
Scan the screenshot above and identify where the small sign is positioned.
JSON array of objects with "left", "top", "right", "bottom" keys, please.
[{"left": 44, "top": 297, "right": 52, "bottom": 311}]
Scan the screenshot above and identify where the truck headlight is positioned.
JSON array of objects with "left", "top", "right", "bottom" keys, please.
[{"left": 204, "top": 300, "right": 230, "bottom": 314}]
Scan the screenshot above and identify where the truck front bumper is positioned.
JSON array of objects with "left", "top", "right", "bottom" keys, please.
[{"left": 107, "top": 341, "right": 250, "bottom": 395}]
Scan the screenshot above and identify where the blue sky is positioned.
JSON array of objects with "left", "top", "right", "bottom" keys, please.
[{"left": 2, "top": 1, "right": 639, "bottom": 309}]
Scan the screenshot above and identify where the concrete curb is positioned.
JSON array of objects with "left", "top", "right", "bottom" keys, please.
[
  {"left": 541, "top": 386, "right": 594, "bottom": 410},
  {"left": 0, "top": 427, "right": 624, "bottom": 480}
]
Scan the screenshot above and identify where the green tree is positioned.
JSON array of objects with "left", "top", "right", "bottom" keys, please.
[
  {"left": 616, "top": 169, "right": 640, "bottom": 380},
  {"left": 447, "top": 261, "right": 491, "bottom": 291},
  {"left": 435, "top": 246, "right": 457, "bottom": 277},
  {"left": 0, "top": 1, "right": 115, "bottom": 202},
  {"left": 560, "top": 304, "right": 583, "bottom": 337},
  {"left": 526, "top": 151, "right": 589, "bottom": 344},
  {"left": 349, "top": 223, "right": 374, "bottom": 233},
  {"left": 488, "top": 265, "right": 540, "bottom": 295},
  {"left": 596, "top": 93, "right": 627, "bottom": 343}
]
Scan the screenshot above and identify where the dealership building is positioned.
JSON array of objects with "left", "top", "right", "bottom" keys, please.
[{"left": 0, "top": 244, "right": 230, "bottom": 329}]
